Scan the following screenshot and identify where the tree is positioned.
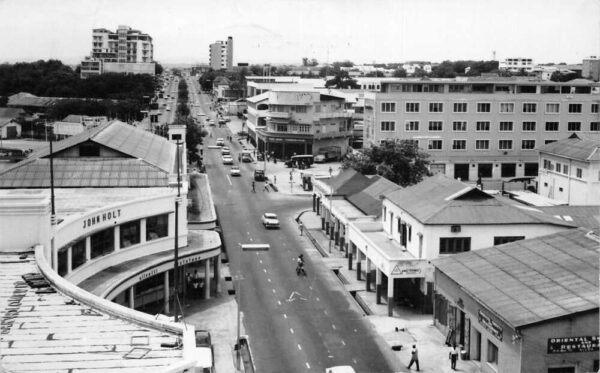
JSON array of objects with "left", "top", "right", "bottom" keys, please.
[
  {"left": 393, "top": 68, "right": 407, "bottom": 77},
  {"left": 0, "top": 96, "right": 7, "bottom": 107},
  {"left": 325, "top": 70, "right": 359, "bottom": 89},
  {"left": 550, "top": 71, "right": 579, "bottom": 82},
  {"left": 308, "top": 58, "right": 319, "bottom": 67},
  {"left": 365, "top": 71, "right": 385, "bottom": 77},
  {"left": 342, "top": 140, "right": 430, "bottom": 186},
  {"left": 155, "top": 63, "right": 164, "bottom": 75}
]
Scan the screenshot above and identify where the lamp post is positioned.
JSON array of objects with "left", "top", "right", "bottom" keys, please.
[
  {"left": 236, "top": 244, "right": 270, "bottom": 370},
  {"left": 173, "top": 141, "right": 182, "bottom": 322}
]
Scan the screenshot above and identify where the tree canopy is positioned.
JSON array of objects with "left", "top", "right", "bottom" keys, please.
[{"left": 342, "top": 140, "right": 431, "bottom": 187}]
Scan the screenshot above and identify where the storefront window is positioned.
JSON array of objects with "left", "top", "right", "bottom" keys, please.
[
  {"left": 487, "top": 340, "right": 498, "bottom": 365},
  {"left": 90, "top": 228, "right": 114, "bottom": 259},
  {"left": 71, "top": 239, "right": 86, "bottom": 269},
  {"left": 120, "top": 220, "right": 141, "bottom": 248},
  {"left": 146, "top": 214, "right": 168, "bottom": 241},
  {"left": 57, "top": 247, "right": 69, "bottom": 276}
]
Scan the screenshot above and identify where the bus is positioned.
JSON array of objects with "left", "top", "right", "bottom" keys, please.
[
  {"left": 285, "top": 154, "right": 314, "bottom": 169},
  {"left": 0, "top": 147, "right": 32, "bottom": 162}
]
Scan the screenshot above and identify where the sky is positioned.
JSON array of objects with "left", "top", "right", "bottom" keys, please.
[{"left": 0, "top": 0, "right": 598, "bottom": 66}]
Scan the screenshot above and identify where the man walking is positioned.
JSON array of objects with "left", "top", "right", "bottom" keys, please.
[
  {"left": 450, "top": 344, "right": 459, "bottom": 370},
  {"left": 407, "top": 344, "right": 419, "bottom": 371}
]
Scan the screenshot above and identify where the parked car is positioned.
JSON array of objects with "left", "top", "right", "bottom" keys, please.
[
  {"left": 194, "top": 330, "right": 214, "bottom": 373},
  {"left": 216, "top": 138, "right": 225, "bottom": 147},
  {"left": 261, "top": 213, "right": 280, "bottom": 229},
  {"left": 230, "top": 166, "right": 241, "bottom": 176}
]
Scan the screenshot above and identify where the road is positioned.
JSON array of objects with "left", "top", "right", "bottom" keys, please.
[{"left": 199, "top": 90, "right": 394, "bottom": 372}]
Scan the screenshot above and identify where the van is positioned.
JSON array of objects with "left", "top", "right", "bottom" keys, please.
[
  {"left": 194, "top": 346, "right": 213, "bottom": 373},
  {"left": 254, "top": 168, "right": 265, "bottom": 181}
]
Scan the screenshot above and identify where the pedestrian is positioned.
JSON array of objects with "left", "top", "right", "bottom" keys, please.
[
  {"left": 299, "top": 222, "right": 304, "bottom": 236},
  {"left": 185, "top": 272, "right": 192, "bottom": 292},
  {"left": 263, "top": 184, "right": 269, "bottom": 193},
  {"left": 450, "top": 344, "right": 459, "bottom": 370},
  {"left": 407, "top": 344, "right": 419, "bottom": 371},
  {"left": 273, "top": 175, "right": 277, "bottom": 185}
]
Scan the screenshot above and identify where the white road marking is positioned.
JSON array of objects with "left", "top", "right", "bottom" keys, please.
[
  {"left": 263, "top": 269, "right": 267, "bottom": 273},
  {"left": 332, "top": 324, "right": 336, "bottom": 330},
  {"left": 342, "top": 340, "right": 346, "bottom": 346},
  {"left": 277, "top": 300, "right": 282, "bottom": 306},
  {"left": 259, "top": 260, "right": 262, "bottom": 264},
  {"left": 272, "top": 289, "right": 276, "bottom": 293},
  {"left": 297, "top": 344, "right": 302, "bottom": 351},
  {"left": 290, "top": 328, "right": 294, "bottom": 334},
  {"left": 309, "top": 286, "right": 313, "bottom": 290},
  {"left": 267, "top": 278, "right": 271, "bottom": 283},
  {"left": 352, "top": 358, "right": 357, "bottom": 364},
  {"left": 324, "top": 310, "right": 328, "bottom": 315},
  {"left": 226, "top": 176, "right": 232, "bottom": 185},
  {"left": 283, "top": 314, "right": 287, "bottom": 319},
  {"left": 305, "top": 362, "right": 310, "bottom": 369},
  {"left": 316, "top": 297, "right": 320, "bottom": 301}
]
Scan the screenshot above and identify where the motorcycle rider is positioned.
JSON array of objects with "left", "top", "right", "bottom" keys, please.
[{"left": 296, "top": 254, "right": 305, "bottom": 275}]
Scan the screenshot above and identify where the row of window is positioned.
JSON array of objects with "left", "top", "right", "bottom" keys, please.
[
  {"left": 57, "top": 214, "right": 169, "bottom": 276},
  {"left": 425, "top": 139, "right": 538, "bottom": 151},
  {"left": 542, "top": 159, "right": 584, "bottom": 178},
  {"left": 380, "top": 101, "right": 600, "bottom": 114},
  {"left": 439, "top": 236, "right": 524, "bottom": 254},
  {"left": 380, "top": 120, "right": 600, "bottom": 132}
]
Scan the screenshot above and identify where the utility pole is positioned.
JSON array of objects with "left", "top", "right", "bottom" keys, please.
[{"left": 173, "top": 141, "right": 182, "bottom": 322}]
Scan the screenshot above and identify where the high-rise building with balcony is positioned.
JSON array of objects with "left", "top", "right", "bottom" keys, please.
[
  {"left": 209, "top": 37, "right": 233, "bottom": 70},
  {"left": 80, "top": 25, "right": 155, "bottom": 78}
]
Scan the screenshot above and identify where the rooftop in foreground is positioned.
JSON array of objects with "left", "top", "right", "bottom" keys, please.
[{"left": 0, "top": 253, "right": 184, "bottom": 372}]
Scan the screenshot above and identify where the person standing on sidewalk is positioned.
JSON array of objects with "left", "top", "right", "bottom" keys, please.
[
  {"left": 407, "top": 344, "right": 420, "bottom": 371},
  {"left": 450, "top": 344, "right": 459, "bottom": 370}
]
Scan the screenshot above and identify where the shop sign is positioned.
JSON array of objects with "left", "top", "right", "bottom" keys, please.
[
  {"left": 139, "top": 268, "right": 158, "bottom": 281},
  {"left": 82, "top": 208, "right": 122, "bottom": 229},
  {"left": 478, "top": 310, "right": 503, "bottom": 341},
  {"left": 390, "top": 260, "right": 425, "bottom": 278},
  {"left": 547, "top": 336, "right": 599, "bottom": 354}
]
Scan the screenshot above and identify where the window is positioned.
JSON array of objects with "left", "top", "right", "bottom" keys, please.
[
  {"left": 477, "top": 103, "right": 491, "bottom": 113},
  {"left": 521, "top": 140, "right": 535, "bottom": 150},
  {"left": 487, "top": 340, "right": 499, "bottom": 365},
  {"left": 295, "top": 106, "right": 307, "bottom": 113},
  {"left": 499, "top": 102, "right": 514, "bottom": 113},
  {"left": 522, "top": 103, "right": 537, "bottom": 113},
  {"left": 120, "top": 220, "right": 140, "bottom": 248},
  {"left": 453, "top": 102, "right": 467, "bottom": 113},
  {"left": 380, "top": 121, "right": 396, "bottom": 132},
  {"left": 567, "top": 122, "right": 581, "bottom": 131},
  {"left": 381, "top": 102, "right": 396, "bottom": 112},
  {"left": 499, "top": 121, "right": 513, "bottom": 131},
  {"left": 499, "top": 140, "right": 512, "bottom": 150},
  {"left": 452, "top": 121, "right": 467, "bottom": 131},
  {"left": 429, "top": 102, "right": 443, "bottom": 112},
  {"left": 478, "top": 163, "right": 493, "bottom": 178},
  {"left": 591, "top": 122, "right": 600, "bottom": 132},
  {"left": 545, "top": 122, "right": 559, "bottom": 131},
  {"left": 299, "top": 125, "right": 310, "bottom": 133},
  {"left": 58, "top": 247, "right": 69, "bottom": 276},
  {"left": 146, "top": 214, "right": 169, "bottom": 241},
  {"left": 592, "top": 103, "right": 599, "bottom": 113},
  {"left": 405, "top": 121, "right": 419, "bottom": 131},
  {"left": 568, "top": 103, "right": 582, "bottom": 113},
  {"left": 476, "top": 121, "right": 490, "bottom": 131},
  {"left": 524, "top": 162, "right": 538, "bottom": 176},
  {"left": 563, "top": 165, "right": 569, "bottom": 175},
  {"left": 522, "top": 121, "right": 536, "bottom": 131},
  {"left": 90, "top": 228, "right": 114, "bottom": 259},
  {"left": 494, "top": 236, "right": 525, "bottom": 245},
  {"left": 475, "top": 140, "right": 490, "bottom": 150},
  {"left": 428, "top": 121, "right": 443, "bottom": 131},
  {"left": 406, "top": 102, "right": 420, "bottom": 112},
  {"left": 276, "top": 124, "right": 287, "bottom": 132},
  {"left": 546, "top": 103, "right": 560, "bottom": 113},
  {"left": 439, "top": 237, "right": 471, "bottom": 254},
  {"left": 452, "top": 140, "right": 467, "bottom": 150},
  {"left": 71, "top": 239, "right": 86, "bottom": 269},
  {"left": 501, "top": 163, "right": 516, "bottom": 177},
  {"left": 576, "top": 168, "right": 583, "bottom": 178},
  {"left": 428, "top": 140, "right": 442, "bottom": 150},
  {"left": 79, "top": 143, "right": 100, "bottom": 157}
]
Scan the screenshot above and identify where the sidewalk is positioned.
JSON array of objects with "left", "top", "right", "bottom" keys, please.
[{"left": 298, "top": 210, "right": 482, "bottom": 373}]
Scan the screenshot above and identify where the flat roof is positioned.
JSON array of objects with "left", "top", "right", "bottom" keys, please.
[
  {"left": 0, "top": 253, "right": 184, "bottom": 372},
  {"left": 434, "top": 228, "right": 599, "bottom": 328}
]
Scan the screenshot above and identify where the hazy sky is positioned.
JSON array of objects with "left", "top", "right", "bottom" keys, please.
[{"left": 1, "top": 0, "right": 598, "bottom": 65}]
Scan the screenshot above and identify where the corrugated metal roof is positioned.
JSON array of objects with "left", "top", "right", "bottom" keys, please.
[
  {"left": 0, "top": 159, "right": 169, "bottom": 188},
  {"left": 347, "top": 176, "right": 401, "bottom": 216},
  {"left": 321, "top": 169, "right": 376, "bottom": 196},
  {"left": 537, "top": 205, "right": 600, "bottom": 234},
  {"left": 434, "top": 228, "right": 599, "bottom": 328},
  {"left": 246, "top": 92, "right": 269, "bottom": 103},
  {"left": 538, "top": 135, "right": 600, "bottom": 161},
  {"left": 383, "top": 174, "right": 575, "bottom": 227}
]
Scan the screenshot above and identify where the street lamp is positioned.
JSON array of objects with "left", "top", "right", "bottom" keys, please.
[
  {"left": 328, "top": 184, "right": 333, "bottom": 254},
  {"left": 236, "top": 243, "right": 270, "bottom": 369}
]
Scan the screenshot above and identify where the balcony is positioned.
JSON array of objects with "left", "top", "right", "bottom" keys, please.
[
  {"left": 267, "top": 111, "right": 291, "bottom": 119},
  {"left": 316, "top": 111, "right": 353, "bottom": 119}
]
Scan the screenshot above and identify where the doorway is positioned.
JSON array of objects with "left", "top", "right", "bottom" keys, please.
[{"left": 454, "top": 163, "right": 470, "bottom": 181}]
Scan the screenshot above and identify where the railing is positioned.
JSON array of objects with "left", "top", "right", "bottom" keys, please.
[
  {"left": 316, "top": 111, "right": 353, "bottom": 119},
  {"left": 267, "top": 111, "right": 291, "bottom": 119}
]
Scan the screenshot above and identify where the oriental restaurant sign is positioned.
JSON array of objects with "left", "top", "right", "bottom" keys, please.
[
  {"left": 478, "top": 310, "right": 503, "bottom": 341},
  {"left": 548, "top": 336, "right": 599, "bottom": 354}
]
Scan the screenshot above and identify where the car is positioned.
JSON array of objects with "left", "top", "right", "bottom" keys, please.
[
  {"left": 230, "top": 166, "right": 241, "bottom": 176},
  {"left": 221, "top": 148, "right": 231, "bottom": 156},
  {"left": 195, "top": 330, "right": 212, "bottom": 348},
  {"left": 326, "top": 366, "right": 356, "bottom": 373},
  {"left": 241, "top": 154, "right": 252, "bottom": 163},
  {"left": 261, "top": 213, "right": 280, "bottom": 229},
  {"left": 314, "top": 154, "right": 326, "bottom": 163},
  {"left": 216, "top": 138, "right": 225, "bottom": 147},
  {"left": 208, "top": 119, "right": 216, "bottom": 126},
  {"left": 222, "top": 155, "right": 233, "bottom": 165}
]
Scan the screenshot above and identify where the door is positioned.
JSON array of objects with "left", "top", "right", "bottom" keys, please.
[
  {"left": 454, "top": 164, "right": 469, "bottom": 181},
  {"left": 6, "top": 126, "right": 17, "bottom": 139}
]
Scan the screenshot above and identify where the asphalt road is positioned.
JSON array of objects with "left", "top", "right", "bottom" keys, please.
[{"left": 201, "top": 94, "right": 394, "bottom": 373}]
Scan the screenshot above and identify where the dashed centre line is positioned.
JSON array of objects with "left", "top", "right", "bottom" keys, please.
[
  {"left": 290, "top": 328, "right": 294, "bottom": 334},
  {"left": 332, "top": 324, "right": 336, "bottom": 330},
  {"left": 297, "top": 344, "right": 302, "bottom": 351}
]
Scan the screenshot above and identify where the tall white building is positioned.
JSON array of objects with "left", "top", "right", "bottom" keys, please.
[
  {"left": 80, "top": 25, "right": 155, "bottom": 78},
  {"left": 209, "top": 36, "right": 233, "bottom": 70}
]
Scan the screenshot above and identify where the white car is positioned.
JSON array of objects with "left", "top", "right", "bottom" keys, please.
[
  {"left": 230, "top": 166, "right": 241, "bottom": 176},
  {"left": 325, "top": 366, "right": 356, "bottom": 373},
  {"left": 222, "top": 155, "right": 234, "bottom": 165},
  {"left": 261, "top": 213, "right": 280, "bottom": 229},
  {"left": 216, "top": 138, "right": 225, "bottom": 147}
]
